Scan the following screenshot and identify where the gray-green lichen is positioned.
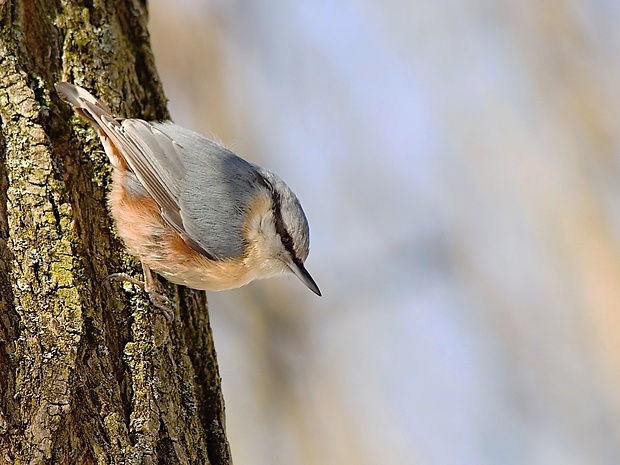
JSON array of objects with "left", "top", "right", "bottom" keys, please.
[
  {"left": 0, "top": 2, "right": 229, "bottom": 463},
  {"left": 0, "top": 25, "right": 90, "bottom": 459}
]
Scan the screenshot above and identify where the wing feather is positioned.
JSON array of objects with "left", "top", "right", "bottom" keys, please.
[
  {"left": 98, "top": 116, "right": 216, "bottom": 258},
  {"left": 56, "top": 83, "right": 221, "bottom": 258}
]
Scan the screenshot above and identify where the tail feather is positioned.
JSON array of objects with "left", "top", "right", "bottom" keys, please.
[
  {"left": 55, "top": 82, "right": 115, "bottom": 128},
  {"left": 55, "top": 82, "right": 132, "bottom": 171}
]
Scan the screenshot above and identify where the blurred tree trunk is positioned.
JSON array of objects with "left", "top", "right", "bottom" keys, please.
[{"left": 0, "top": 1, "right": 231, "bottom": 464}]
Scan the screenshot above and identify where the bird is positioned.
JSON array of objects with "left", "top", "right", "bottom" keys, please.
[{"left": 55, "top": 82, "right": 320, "bottom": 309}]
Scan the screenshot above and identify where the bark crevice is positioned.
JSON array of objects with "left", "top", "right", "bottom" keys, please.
[{"left": 0, "top": 1, "right": 231, "bottom": 464}]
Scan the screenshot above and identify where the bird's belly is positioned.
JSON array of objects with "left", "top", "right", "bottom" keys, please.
[{"left": 150, "top": 258, "right": 254, "bottom": 291}]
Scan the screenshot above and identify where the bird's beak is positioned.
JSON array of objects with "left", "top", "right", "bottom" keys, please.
[{"left": 288, "top": 261, "right": 322, "bottom": 296}]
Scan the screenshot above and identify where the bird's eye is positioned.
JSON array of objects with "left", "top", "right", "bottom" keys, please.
[{"left": 281, "top": 235, "right": 292, "bottom": 245}]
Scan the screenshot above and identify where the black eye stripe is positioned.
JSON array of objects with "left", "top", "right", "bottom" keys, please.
[
  {"left": 256, "top": 172, "right": 300, "bottom": 262},
  {"left": 272, "top": 193, "right": 298, "bottom": 258}
]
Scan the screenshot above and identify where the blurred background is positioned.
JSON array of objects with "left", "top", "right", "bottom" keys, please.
[{"left": 148, "top": 1, "right": 620, "bottom": 464}]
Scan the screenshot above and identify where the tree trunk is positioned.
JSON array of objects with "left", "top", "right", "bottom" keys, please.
[{"left": 0, "top": 1, "right": 232, "bottom": 464}]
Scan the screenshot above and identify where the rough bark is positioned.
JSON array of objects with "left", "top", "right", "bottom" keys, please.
[{"left": 0, "top": 0, "right": 232, "bottom": 464}]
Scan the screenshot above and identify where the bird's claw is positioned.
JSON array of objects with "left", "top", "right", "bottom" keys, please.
[{"left": 107, "top": 272, "right": 175, "bottom": 321}]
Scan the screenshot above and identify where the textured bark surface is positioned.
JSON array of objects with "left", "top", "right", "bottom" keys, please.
[{"left": 0, "top": 0, "right": 231, "bottom": 464}]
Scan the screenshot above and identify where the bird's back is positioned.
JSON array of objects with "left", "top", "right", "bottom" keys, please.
[{"left": 151, "top": 122, "right": 265, "bottom": 259}]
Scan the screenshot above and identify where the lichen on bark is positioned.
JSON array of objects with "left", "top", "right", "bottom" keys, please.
[{"left": 0, "top": 1, "right": 231, "bottom": 464}]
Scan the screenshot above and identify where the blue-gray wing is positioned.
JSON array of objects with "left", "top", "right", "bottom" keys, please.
[
  {"left": 54, "top": 82, "right": 256, "bottom": 259},
  {"left": 99, "top": 119, "right": 260, "bottom": 259}
]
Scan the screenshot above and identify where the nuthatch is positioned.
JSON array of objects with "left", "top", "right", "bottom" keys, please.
[{"left": 56, "top": 82, "right": 321, "bottom": 307}]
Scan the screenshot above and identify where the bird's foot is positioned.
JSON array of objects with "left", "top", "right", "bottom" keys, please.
[{"left": 107, "top": 271, "right": 174, "bottom": 321}]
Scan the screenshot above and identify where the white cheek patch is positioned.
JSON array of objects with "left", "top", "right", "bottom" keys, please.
[{"left": 259, "top": 210, "right": 272, "bottom": 234}]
